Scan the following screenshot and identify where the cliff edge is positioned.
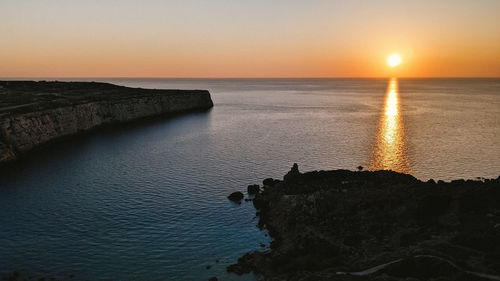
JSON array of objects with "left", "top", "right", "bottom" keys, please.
[{"left": 0, "top": 81, "right": 213, "bottom": 163}]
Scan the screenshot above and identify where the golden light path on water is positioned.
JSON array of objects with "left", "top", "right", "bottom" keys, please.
[{"left": 369, "top": 78, "right": 411, "bottom": 173}]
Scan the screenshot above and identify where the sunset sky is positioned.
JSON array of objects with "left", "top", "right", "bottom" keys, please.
[{"left": 1, "top": 0, "right": 499, "bottom": 78}]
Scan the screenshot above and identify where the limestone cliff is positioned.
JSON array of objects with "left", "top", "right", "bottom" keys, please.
[{"left": 0, "top": 81, "right": 213, "bottom": 163}]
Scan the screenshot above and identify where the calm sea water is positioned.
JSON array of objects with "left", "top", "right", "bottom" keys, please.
[{"left": 1, "top": 78, "right": 499, "bottom": 280}]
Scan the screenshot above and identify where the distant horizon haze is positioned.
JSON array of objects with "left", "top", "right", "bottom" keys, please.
[
  {"left": 2, "top": 76, "right": 500, "bottom": 80},
  {"left": 1, "top": 0, "right": 500, "bottom": 78}
]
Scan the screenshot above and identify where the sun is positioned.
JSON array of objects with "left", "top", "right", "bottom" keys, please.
[{"left": 387, "top": 54, "right": 402, "bottom": 67}]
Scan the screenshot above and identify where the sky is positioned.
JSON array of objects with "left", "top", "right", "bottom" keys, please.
[{"left": 1, "top": 0, "right": 500, "bottom": 78}]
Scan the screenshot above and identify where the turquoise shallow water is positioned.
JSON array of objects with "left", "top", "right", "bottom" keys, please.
[{"left": 1, "top": 78, "right": 499, "bottom": 280}]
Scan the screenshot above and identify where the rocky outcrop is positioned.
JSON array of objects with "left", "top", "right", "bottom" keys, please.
[
  {"left": 228, "top": 164, "right": 500, "bottom": 280},
  {"left": 0, "top": 81, "right": 213, "bottom": 163},
  {"left": 228, "top": 191, "right": 244, "bottom": 203},
  {"left": 248, "top": 184, "right": 260, "bottom": 195}
]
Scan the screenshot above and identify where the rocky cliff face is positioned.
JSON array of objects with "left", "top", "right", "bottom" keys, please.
[
  {"left": 228, "top": 165, "right": 500, "bottom": 281},
  {"left": 0, "top": 81, "right": 213, "bottom": 163}
]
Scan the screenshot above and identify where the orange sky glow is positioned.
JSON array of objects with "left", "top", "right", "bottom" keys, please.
[{"left": 1, "top": 0, "right": 499, "bottom": 78}]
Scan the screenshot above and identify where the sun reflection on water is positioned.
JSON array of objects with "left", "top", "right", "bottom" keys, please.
[{"left": 369, "top": 78, "right": 411, "bottom": 173}]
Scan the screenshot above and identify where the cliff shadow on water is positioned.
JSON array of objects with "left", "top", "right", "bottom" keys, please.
[{"left": 0, "top": 108, "right": 213, "bottom": 173}]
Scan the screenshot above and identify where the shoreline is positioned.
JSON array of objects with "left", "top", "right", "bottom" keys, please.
[
  {"left": 0, "top": 81, "right": 214, "bottom": 164},
  {"left": 227, "top": 164, "right": 500, "bottom": 281}
]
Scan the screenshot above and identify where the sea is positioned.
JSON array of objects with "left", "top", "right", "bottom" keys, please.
[{"left": 1, "top": 78, "right": 499, "bottom": 280}]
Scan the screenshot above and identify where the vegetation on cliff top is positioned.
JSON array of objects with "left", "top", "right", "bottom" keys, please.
[{"left": 0, "top": 81, "right": 210, "bottom": 117}]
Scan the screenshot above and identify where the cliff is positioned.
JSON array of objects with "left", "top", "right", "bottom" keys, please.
[
  {"left": 228, "top": 165, "right": 500, "bottom": 281},
  {"left": 0, "top": 81, "right": 213, "bottom": 163}
]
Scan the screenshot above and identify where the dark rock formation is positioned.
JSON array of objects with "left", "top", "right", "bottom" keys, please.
[
  {"left": 227, "top": 191, "right": 244, "bottom": 203},
  {"left": 248, "top": 184, "right": 260, "bottom": 195},
  {"left": 263, "top": 178, "right": 281, "bottom": 188},
  {"left": 0, "top": 81, "right": 213, "bottom": 163},
  {"left": 283, "top": 163, "right": 299, "bottom": 182},
  {"left": 262, "top": 178, "right": 275, "bottom": 187},
  {"left": 228, "top": 164, "right": 500, "bottom": 280}
]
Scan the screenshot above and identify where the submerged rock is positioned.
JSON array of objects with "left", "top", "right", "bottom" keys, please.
[{"left": 228, "top": 164, "right": 500, "bottom": 280}]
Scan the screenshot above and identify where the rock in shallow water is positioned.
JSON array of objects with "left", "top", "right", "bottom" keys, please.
[{"left": 227, "top": 191, "right": 244, "bottom": 203}]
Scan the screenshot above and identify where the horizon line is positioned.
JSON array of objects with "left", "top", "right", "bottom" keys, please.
[{"left": 2, "top": 76, "right": 500, "bottom": 80}]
